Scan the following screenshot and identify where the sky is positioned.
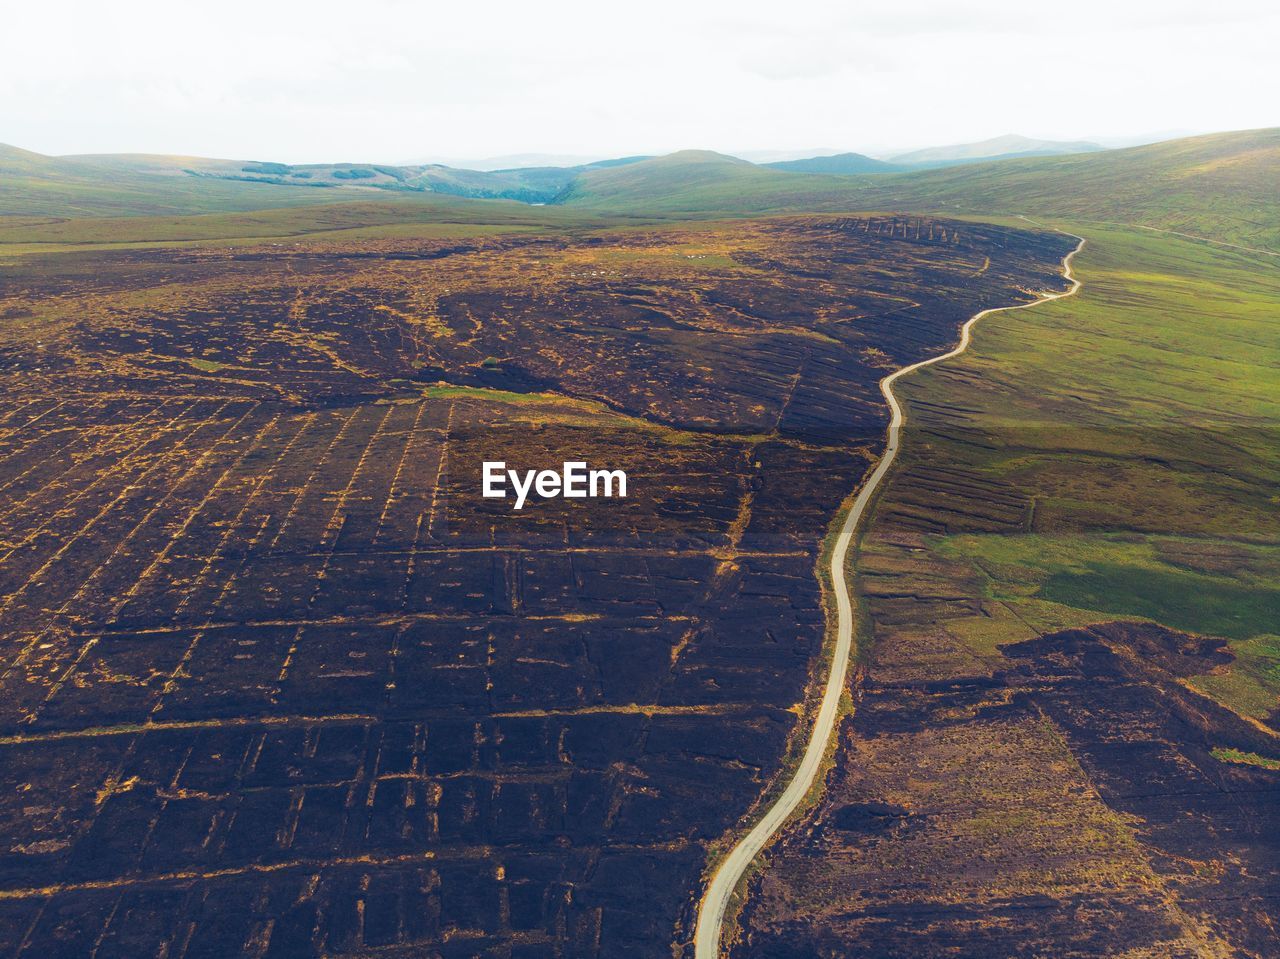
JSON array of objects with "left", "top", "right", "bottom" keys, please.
[{"left": 3, "top": 0, "right": 1277, "bottom": 163}]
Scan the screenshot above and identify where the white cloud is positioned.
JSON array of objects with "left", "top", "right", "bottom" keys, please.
[{"left": 2, "top": 0, "right": 1276, "bottom": 161}]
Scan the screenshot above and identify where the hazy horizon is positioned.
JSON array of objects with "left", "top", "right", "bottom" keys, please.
[
  {"left": 3, "top": 1, "right": 1277, "bottom": 164},
  {"left": 2, "top": 128, "right": 1236, "bottom": 171}
]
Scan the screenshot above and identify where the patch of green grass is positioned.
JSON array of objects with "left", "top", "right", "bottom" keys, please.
[
  {"left": 887, "top": 222, "right": 1280, "bottom": 720},
  {"left": 938, "top": 533, "right": 1280, "bottom": 641},
  {"left": 419, "top": 384, "right": 549, "bottom": 405},
  {"left": 1040, "top": 564, "right": 1280, "bottom": 641},
  {"left": 415, "top": 384, "right": 761, "bottom": 446},
  {"left": 0, "top": 196, "right": 607, "bottom": 250},
  {"left": 1211, "top": 747, "right": 1280, "bottom": 771},
  {"left": 1191, "top": 634, "right": 1280, "bottom": 720}
]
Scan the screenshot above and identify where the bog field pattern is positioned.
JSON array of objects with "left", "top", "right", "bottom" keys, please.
[{"left": 0, "top": 217, "right": 1073, "bottom": 957}]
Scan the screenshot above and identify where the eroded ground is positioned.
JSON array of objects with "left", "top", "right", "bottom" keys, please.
[{"left": 0, "top": 216, "right": 1073, "bottom": 957}]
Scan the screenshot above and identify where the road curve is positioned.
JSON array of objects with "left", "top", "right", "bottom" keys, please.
[{"left": 693, "top": 231, "right": 1087, "bottom": 959}]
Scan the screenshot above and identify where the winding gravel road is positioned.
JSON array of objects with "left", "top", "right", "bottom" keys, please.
[{"left": 693, "top": 231, "right": 1086, "bottom": 958}]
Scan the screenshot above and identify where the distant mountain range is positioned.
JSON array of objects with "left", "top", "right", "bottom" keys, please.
[
  {"left": 5, "top": 129, "right": 1277, "bottom": 252},
  {"left": 758, "top": 136, "right": 1103, "bottom": 176},
  {"left": 0, "top": 133, "right": 1117, "bottom": 216},
  {"left": 885, "top": 134, "right": 1104, "bottom": 167},
  {"left": 527, "top": 129, "right": 1280, "bottom": 249}
]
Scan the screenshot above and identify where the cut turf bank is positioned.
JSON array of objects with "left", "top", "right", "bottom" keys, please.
[{"left": 482, "top": 461, "right": 627, "bottom": 510}]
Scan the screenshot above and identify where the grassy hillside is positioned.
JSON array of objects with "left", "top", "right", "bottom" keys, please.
[
  {"left": 555, "top": 150, "right": 876, "bottom": 214},
  {"left": 861, "top": 128, "right": 1280, "bottom": 249},
  {"left": 7, "top": 130, "right": 1277, "bottom": 250},
  {"left": 197, "top": 159, "right": 580, "bottom": 203},
  {"left": 559, "top": 150, "right": 773, "bottom": 204},
  {"left": 0, "top": 145, "right": 662, "bottom": 216},
  {"left": 885, "top": 222, "right": 1280, "bottom": 707},
  {"left": 0, "top": 144, "right": 363, "bottom": 217},
  {"left": 203, "top": 158, "right": 646, "bottom": 203},
  {"left": 765, "top": 153, "right": 903, "bottom": 175},
  {"left": 552, "top": 131, "right": 1280, "bottom": 250},
  {"left": 0, "top": 194, "right": 614, "bottom": 253},
  {"left": 742, "top": 221, "right": 1280, "bottom": 957}
]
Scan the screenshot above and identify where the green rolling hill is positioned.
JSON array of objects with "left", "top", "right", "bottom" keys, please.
[
  {"left": 4, "top": 129, "right": 1277, "bottom": 251},
  {"left": 556, "top": 130, "right": 1280, "bottom": 250},
  {"left": 858, "top": 127, "right": 1280, "bottom": 249},
  {"left": 211, "top": 156, "right": 650, "bottom": 203},
  {"left": 551, "top": 149, "right": 874, "bottom": 214},
  {"left": 764, "top": 153, "right": 904, "bottom": 175},
  {"left": 0, "top": 145, "right": 659, "bottom": 216},
  {"left": 556, "top": 150, "right": 776, "bottom": 203},
  {"left": 0, "top": 144, "right": 360, "bottom": 217}
]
